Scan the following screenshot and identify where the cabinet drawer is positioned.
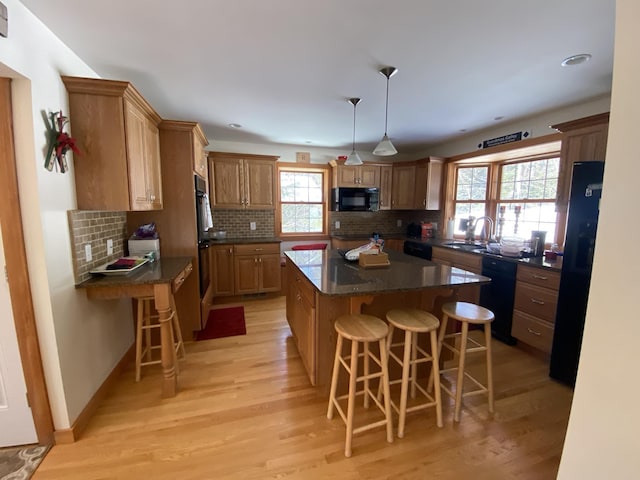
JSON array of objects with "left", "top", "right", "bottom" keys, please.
[
  {"left": 234, "top": 243, "right": 280, "bottom": 256},
  {"left": 451, "top": 251, "right": 482, "bottom": 271},
  {"left": 292, "top": 268, "right": 315, "bottom": 307},
  {"left": 172, "top": 261, "right": 193, "bottom": 292},
  {"left": 512, "top": 310, "right": 554, "bottom": 353},
  {"left": 514, "top": 282, "right": 558, "bottom": 323},
  {"left": 517, "top": 265, "right": 560, "bottom": 290}
]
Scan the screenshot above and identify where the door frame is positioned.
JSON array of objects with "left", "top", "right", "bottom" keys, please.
[{"left": 0, "top": 77, "right": 54, "bottom": 444}]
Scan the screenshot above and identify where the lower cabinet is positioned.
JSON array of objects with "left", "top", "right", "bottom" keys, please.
[
  {"left": 286, "top": 261, "right": 316, "bottom": 385},
  {"left": 431, "top": 246, "right": 482, "bottom": 304},
  {"left": 233, "top": 243, "right": 281, "bottom": 294},
  {"left": 511, "top": 264, "right": 560, "bottom": 353},
  {"left": 210, "top": 242, "right": 281, "bottom": 296}
]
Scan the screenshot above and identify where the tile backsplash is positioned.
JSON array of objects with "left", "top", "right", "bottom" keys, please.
[
  {"left": 68, "top": 210, "right": 127, "bottom": 283},
  {"left": 330, "top": 210, "right": 442, "bottom": 237},
  {"left": 212, "top": 209, "right": 275, "bottom": 239}
]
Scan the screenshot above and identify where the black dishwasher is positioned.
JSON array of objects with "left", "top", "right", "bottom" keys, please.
[{"left": 480, "top": 256, "right": 517, "bottom": 345}]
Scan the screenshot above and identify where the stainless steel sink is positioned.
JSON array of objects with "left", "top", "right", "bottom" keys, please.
[{"left": 443, "top": 241, "right": 484, "bottom": 252}]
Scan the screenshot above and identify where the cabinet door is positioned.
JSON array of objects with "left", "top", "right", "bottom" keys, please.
[
  {"left": 556, "top": 123, "right": 609, "bottom": 210},
  {"left": 125, "top": 100, "right": 151, "bottom": 210},
  {"left": 297, "top": 293, "right": 316, "bottom": 385},
  {"left": 245, "top": 159, "right": 276, "bottom": 209},
  {"left": 391, "top": 165, "right": 416, "bottom": 210},
  {"left": 211, "top": 157, "right": 244, "bottom": 208},
  {"left": 379, "top": 165, "right": 392, "bottom": 210},
  {"left": 414, "top": 158, "right": 442, "bottom": 210},
  {"left": 234, "top": 256, "right": 260, "bottom": 294},
  {"left": 144, "top": 120, "right": 163, "bottom": 210},
  {"left": 259, "top": 254, "right": 282, "bottom": 292},
  {"left": 359, "top": 166, "right": 380, "bottom": 187},
  {"left": 193, "top": 134, "right": 207, "bottom": 179},
  {"left": 335, "top": 166, "right": 357, "bottom": 186},
  {"left": 211, "top": 245, "right": 235, "bottom": 296}
]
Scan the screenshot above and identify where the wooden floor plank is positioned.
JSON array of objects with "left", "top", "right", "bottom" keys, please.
[{"left": 34, "top": 296, "right": 573, "bottom": 479}]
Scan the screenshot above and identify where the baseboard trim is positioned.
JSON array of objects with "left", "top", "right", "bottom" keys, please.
[{"left": 53, "top": 344, "right": 135, "bottom": 444}]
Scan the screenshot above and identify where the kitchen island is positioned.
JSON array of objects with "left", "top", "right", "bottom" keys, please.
[{"left": 284, "top": 249, "right": 490, "bottom": 391}]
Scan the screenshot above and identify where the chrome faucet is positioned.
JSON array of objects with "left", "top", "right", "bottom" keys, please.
[{"left": 465, "top": 216, "right": 495, "bottom": 244}]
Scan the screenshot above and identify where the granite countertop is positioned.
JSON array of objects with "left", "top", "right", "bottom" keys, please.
[
  {"left": 404, "top": 237, "right": 563, "bottom": 272},
  {"left": 285, "top": 249, "right": 490, "bottom": 296},
  {"left": 203, "top": 237, "right": 281, "bottom": 246},
  {"left": 76, "top": 256, "right": 192, "bottom": 288}
]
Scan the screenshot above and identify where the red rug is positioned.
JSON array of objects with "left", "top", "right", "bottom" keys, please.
[{"left": 196, "top": 306, "right": 246, "bottom": 340}]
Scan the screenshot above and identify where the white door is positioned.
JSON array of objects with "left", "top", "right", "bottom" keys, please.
[{"left": 0, "top": 221, "right": 37, "bottom": 446}]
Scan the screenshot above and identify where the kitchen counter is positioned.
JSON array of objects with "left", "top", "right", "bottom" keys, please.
[
  {"left": 285, "top": 249, "right": 489, "bottom": 296},
  {"left": 202, "top": 237, "right": 281, "bottom": 246},
  {"left": 77, "top": 256, "right": 193, "bottom": 398},
  {"left": 405, "top": 237, "right": 563, "bottom": 271},
  {"left": 285, "top": 249, "right": 490, "bottom": 390}
]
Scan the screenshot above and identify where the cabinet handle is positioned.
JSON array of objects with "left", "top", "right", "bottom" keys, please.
[
  {"left": 532, "top": 274, "right": 548, "bottom": 280},
  {"left": 228, "top": 248, "right": 233, "bottom": 254},
  {"left": 254, "top": 258, "right": 258, "bottom": 264},
  {"left": 259, "top": 258, "right": 262, "bottom": 264},
  {"left": 254, "top": 248, "right": 263, "bottom": 252},
  {"left": 527, "top": 327, "right": 542, "bottom": 336},
  {"left": 530, "top": 298, "right": 545, "bottom": 305}
]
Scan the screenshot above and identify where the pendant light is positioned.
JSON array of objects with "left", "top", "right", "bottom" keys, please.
[
  {"left": 373, "top": 66, "right": 398, "bottom": 156},
  {"left": 345, "top": 97, "right": 363, "bottom": 165}
]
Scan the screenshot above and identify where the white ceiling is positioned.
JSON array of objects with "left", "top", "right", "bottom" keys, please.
[{"left": 21, "top": 0, "right": 615, "bottom": 156}]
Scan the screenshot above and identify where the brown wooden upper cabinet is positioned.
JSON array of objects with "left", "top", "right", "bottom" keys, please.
[
  {"left": 62, "top": 76, "right": 163, "bottom": 211},
  {"left": 332, "top": 164, "right": 380, "bottom": 188},
  {"left": 391, "top": 164, "right": 416, "bottom": 210},
  {"left": 552, "top": 112, "right": 609, "bottom": 211},
  {"left": 413, "top": 156, "right": 443, "bottom": 210},
  {"left": 208, "top": 152, "right": 279, "bottom": 209},
  {"left": 379, "top": 165, "right": 393, "bottom": 210}
]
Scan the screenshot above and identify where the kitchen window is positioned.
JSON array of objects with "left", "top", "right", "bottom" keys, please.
[
  {"left": 277, "top": 166, "right": 329, "bottom": 237},
  {"left": 447, "top": 140, "right": 562, "bottom": 244}
]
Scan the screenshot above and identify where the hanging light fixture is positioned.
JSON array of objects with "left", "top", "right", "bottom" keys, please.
[
  {"left": 373, "top": 66, "right": 398, "bottom": 156},
  {"left": 345, "top": 97, "right": 363, "bottom": 166}
]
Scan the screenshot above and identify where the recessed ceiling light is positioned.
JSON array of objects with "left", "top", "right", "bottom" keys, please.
[
  {"left": 228, "top": 123, "right": 242, "bottom": 128},
  {"left": 561, "top": 54, "right": 592, "bottom": 67},
  {"left": 459, "top": 129, "right": 467, "bottom": 132},
  {"left": 305, "top": 140, "right": 312, "bottom": 144},
  {"left": 494, "top": 116, "right": 504, "bottom": 121}
]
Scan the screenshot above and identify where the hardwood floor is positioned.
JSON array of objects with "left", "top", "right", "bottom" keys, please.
[{"left": 34, "top": 296, "right": 573, "bottom": 479}]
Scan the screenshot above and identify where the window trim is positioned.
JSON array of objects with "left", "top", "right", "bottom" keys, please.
[
  {"left": 276, "top": 163, "right": 331, "bottom": 239},
  {"left": 444, "top": 134, "right": 565, "bottom": 245}
]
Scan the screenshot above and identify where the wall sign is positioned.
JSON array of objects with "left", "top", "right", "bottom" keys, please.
[{"left": 478, "top": 130, "right": 531, "bottom": 149}]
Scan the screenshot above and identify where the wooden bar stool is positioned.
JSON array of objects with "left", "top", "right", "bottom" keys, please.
[
  {"left": 432, "top": 302, "right": 495, "bottom": 422},
  {"left": 327, "top": 314, "right": 393, "bottom": 457},
  {"left": 134, "top": 295, "right": 185, "bottom": 382},
  {"left": 384, "top": 308, "right": 443, "bottom": 437}
]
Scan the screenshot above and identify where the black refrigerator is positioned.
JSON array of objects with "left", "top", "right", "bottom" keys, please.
[{"left": 550, "top": 161, "right": 604, "bottom": 387}]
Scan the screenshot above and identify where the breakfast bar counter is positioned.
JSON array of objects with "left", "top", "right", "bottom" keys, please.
[
  {"left": 77, "top": 256, "right": 193, "bottom": 398},
  {"left": 284, "top": 250, "right": 489, "bottom": 390}
]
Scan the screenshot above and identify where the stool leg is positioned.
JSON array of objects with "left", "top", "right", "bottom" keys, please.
[
  {"left": 135, "top": 299, "right": 144, "bottom": 382},
  {"left": 484, "top": 323, "right": 494, "bottom": 414},
  {"left": 326, "top": 335, "right": 343, "bottom": 420},
  {"left": 170, "top": 295, "right": 186, "bottom": 358},
  {"left": 345, "top": 339, "right": 359, "bottom": 457},
  {"left": 430, "top": 329, "right": 443, "bottom": 428},
  {"left": 379, "top": 338, "right": 394, "bottom": 444},
  {"left": 144, "top": 299, "right": 153, "bottom": 363},
  {"left": 410, "top": 332, "right": 418, "bottom": 399},
  {"left": 454, "top": 321, "right": 469, "bottom": 422},
  {"left": 378, "top": 324, "right": 394, "bottom": 402},
  {"left": 397, "top": 329, "right": 412, "bottom": 439},
  {"left": 428, "top": 314, "right": 449, "bottom": 392},
  {"left": 363, "top": 341, "right": 370, "bottom": 408}
]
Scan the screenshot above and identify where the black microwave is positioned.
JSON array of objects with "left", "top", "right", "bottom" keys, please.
[{"left": 331, "top": 187, "right": 379, "bottom": 212}]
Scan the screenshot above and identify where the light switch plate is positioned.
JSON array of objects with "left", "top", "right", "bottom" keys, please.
[
  {"left": 250, "top": 222, "right": 256, "bottom": 231},
  {"left": 84, "top": 244, "right": 92, "bottom": 262},
  {"left": 106, "top": 239, "right": 113, "bottom": 255},
  {"left": 397, "top": 219, "right": 402, "bottom": 227},
  {"left": 335, "top": 221, "right": 340, "bottom": 229}
]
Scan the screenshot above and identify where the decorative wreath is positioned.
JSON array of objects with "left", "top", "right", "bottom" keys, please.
[{"left": 45, "top": 111, "right": 80, "bottom": 173}]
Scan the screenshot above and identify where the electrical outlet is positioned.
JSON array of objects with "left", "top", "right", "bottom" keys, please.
[
  {"left": 250, "top": 221, "right": 256, "bottom": 231},
  {"left": 335, "top": 221, "right": 340, "bottom": 229},
  {"left": 397, "top": 219, "right": 402, "bottom": 227},
  {"left": 84, "top": 244, "right": 92, "bottom": 262},
  {"left": 106, "top": 239, "right": 113, "bottom": 255}
]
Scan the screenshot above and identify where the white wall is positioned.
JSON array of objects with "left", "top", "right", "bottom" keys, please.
[
  {"left": 557, "top": 0, "right": 640, "bottom": 476},
  {"left": 0, "top": 0, "right": 133, "bottom": 429}
]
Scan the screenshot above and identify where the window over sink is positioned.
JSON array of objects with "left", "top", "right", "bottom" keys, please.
[{"left": 448, "top": 139, "right": 562, "bottom": 245}]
